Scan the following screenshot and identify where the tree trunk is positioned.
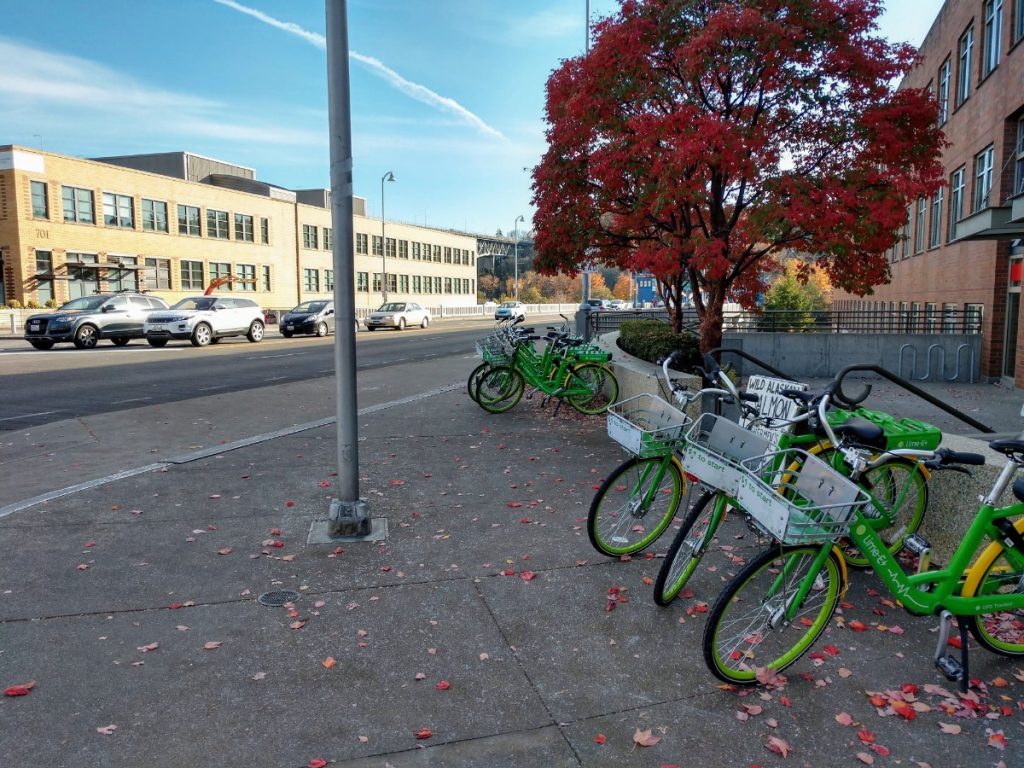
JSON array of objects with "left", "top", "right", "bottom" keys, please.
[{"left": 697, "top": 294, "right": 724, "bottom": 354}]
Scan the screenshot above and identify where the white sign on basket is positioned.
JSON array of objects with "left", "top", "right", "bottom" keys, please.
[{"left": 743, "top": 375, "right": 809, "bottom": 445}]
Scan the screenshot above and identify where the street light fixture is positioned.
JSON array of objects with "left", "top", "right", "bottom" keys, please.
[
  {"left": 381, "top": 171, "right": 395, "bottom": 302},
  {"left": 513, "top": 214, "right": 524, "bottom": 303}
]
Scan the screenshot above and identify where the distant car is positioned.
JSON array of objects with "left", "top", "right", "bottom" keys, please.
[
  {"left": 23, "top": 292, "right": 169, "bottom": 350},
  {"left": 580, "top": 299, "right": 609, "bottom": 312},
  {"left": 144, "top": 296, "right": 265, "bottom": 347},
  {"left": 281, "top": 300, "right": 337, "bottom": 337},
  {"left": 494, "top": 301, "right": 526, "bottom": 321},
  {"left": 607, "top": 299, "right": 628, "bottom": 310},
  {"left": 364, "top": 302, "right": 431, "bottom": 331}
]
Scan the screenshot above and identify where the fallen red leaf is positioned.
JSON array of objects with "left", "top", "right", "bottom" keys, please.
[
  {"left": 414, "top": 728, "right": 433, "bottom": 740},
  {"left": 507, "top": 501, "right": 522, "bottom": 508},
  {"left": 848, "top": 620, "right": 868, "bottom": 632},
  {"left": 308, "top": 759, "right": 328, "bottom": 768},
  {"left": 4, "top": 682, "right": 35, "bottom": 697},
  {"left": 594, "top": 734, "right": 606, "bottom": 744},
  {"left": 519, "top": 571, "right": 537, "bottom": 581},
  {"left": 435, "top": 680, "right": 450, "bottom": 691},
  {"left": 766, "top": 735, "right": 790, "bottom": 757}
]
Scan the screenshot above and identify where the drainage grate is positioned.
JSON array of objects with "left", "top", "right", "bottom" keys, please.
[{"left": 257, "top": 590, "right": 300, "bottom": 607}]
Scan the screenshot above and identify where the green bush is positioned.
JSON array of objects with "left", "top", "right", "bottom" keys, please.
[
  {"left": 45, "top": 299, "right": 59, "bottom": 308},
  {"left": 617, "top": 319, "right": 702, "bottom": 374},
  {"left": 25, "top": 300, "right": 41, "bottom": 309},
  {"left": 7, "top": 300, "right": 23, "bottom": 310}
]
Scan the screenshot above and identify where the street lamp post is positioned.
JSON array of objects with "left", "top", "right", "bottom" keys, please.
[
  {"left": 513, "top": 214, "right": 524, "bottom": 303},
  {"left": 381, "top": 171, "right": 395, "bottom": 302}
]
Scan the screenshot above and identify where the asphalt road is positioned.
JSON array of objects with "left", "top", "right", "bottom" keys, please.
[{"left": 0, "top": 317, "right": 545, "bottom": 430}]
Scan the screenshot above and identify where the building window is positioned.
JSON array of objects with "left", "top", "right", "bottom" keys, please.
[
  {"left": 181, "top": 260, "right": 204, "bottom": 290},
  {"left": 302, "top": 224, "right": 318, "bottom": 249},
  {"left": 372, "top": 235, "right": 383, "bottom": 256},
  {"left": 31, "top": 180, "right": 48, "bottom": 219},
  {"left": 929, "top": 188, "right": 943, "bottom": 249},
  {"left": 325, "top": 269, "right": 334, "bottom": 291},
  {"left": 356, "top": 233, "right": 368, "bottom": 254},
  {"left": 914, "top": 197, "right": 926, "bottom": 254},
  {"left": 385, "top": 237, "right": 396, "bottom": 258},
  {"left": 983, "top": 0, "right": 1003, "bottom": 77},
  {"left": 144, "top": 257, "right": 170, "bottom": 290},
  {"left": 234, "top": 214, "right": 254, "bottom": 242},
  {"left": 412, "top": 275, "right": 422, "bottom": 292},
  {"left": 207, "top": 209, "right": 229, "bottom": 239},
  {"left": 433, "top": 245, "right": 442, "bottom": 262},
  {"left": 372, "top": 273, "right": 382, "bottom": 292},
  {"left": 108, "top": 256, "right": 138, "bottom": 292},
  {"left": 102, "top": 192, "right": 134, "bottom": 228},
  {"left": 323, "top": 227, "right": 332, "bottom": 250},
  {"left": 141, "top": 199, "right": 168, "bottom": 232},
  {"left": 974, "top": 145, "right": 995, "bottom": 211},
  {"left": 398, "top": 240, "right": 408, "bottom": 259},
  {"left": 949, "top": 166, "right": 966, "bottom": 240},
  {"left": 901, "top": 205, "right": 911, "bottom": 258},
  {"left": 434, "top": 276, "right": 442, "bottom": 293},
  {"left": 210, "top": 261, "right": 231, "bottom": 286},
  {"left": 62, "top": 185, "right": 94, "bottom": 224},
  {"left": 399, "top": 274, "right": 409, "bottom": 292},
  {"left": 304, "top": 268, "right": 320, "bottom": 293},
  {"left": 965, "top": 303, "right": 984, "bottom": 334},
  {"left": 412, "top": 242, "right": 421, "bottom": 260},
  {"left": 357, "top": 272, "right": 369, "bottom": 292},
  {"left": 956, "top": 26, "right": 974, "bottom": 107},
  {"left": 924, "top": 302, "right": 938, "bottom": 332},
  {"left": 444, "top": 247, "right": 453, "bottom": 264},
  {"left": 235, "top": 263, "right": 256, "bottom": 291},
  {"left": 1017, "top": 0, "right": 1024, "bottom": 42},
  {"left": 178, "top": 205, "right": 201, "bottom": 236},
  {"left": 261, "top": 265, "right": 271, "bottom": 292},
  {"left": 1015, "top": 118, "right": 1024, "bottom": 196},
  {"left": 260, "top": 217, "right": 270, "bottom": 244},
  {"left": 34, "top": 250, "right": 53, "bottom": 303},
  {"left": 387, "top": 274, "right": 397, "bottom": 293},
  {"left": 937, "top": 57, "right": 951, "bottom": 125}
]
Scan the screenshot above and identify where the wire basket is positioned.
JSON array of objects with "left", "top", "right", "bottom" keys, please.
[
  {"left": 475, "top": 334, "right": 512, "bottom": 365},
  {"left": 679, "top": 414, "right": 773, "bottom": 496},
  {"left": 606, "top": 393, "right": 690, "bottom": 458},
  {"left": 734, "top": 449, "right": 872, "bottom": 544}
]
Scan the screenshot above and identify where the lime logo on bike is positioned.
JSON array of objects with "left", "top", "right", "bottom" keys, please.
[{"left": 854, "top": 524, "right": 867, "bottom": 537}]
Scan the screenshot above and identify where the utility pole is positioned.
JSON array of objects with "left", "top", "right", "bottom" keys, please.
[
  {"left": 324, "top": 0, "right": 369, "bottom": 538},
  {"left": 582, "top": 0, "right": 592, "bottom": 305}
]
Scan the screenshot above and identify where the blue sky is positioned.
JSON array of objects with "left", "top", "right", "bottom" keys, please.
[{"left": 1, "top": 0, "right": 944, "bottom": 236}]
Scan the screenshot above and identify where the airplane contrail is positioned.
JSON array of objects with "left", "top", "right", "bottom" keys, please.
[{"left": 211, "top": 0, "right": 505, "bottom": 140}]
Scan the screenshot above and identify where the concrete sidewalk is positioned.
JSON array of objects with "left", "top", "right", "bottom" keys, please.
[{"left": 2, "top": 384, "right": 1023, "bottom": 767}]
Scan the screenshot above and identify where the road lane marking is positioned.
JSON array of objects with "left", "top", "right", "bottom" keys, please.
[
  {"left": 198, "top": 385, "right": 228, "bottom": 391},
  {"left": 246, "top": 352, "right": 308, "bottom": 360},
  {"left": 109, "top": 397, "right": 152, "bottom": 405},
  {"left": 0, "top": 410, "right": 60, "bottom": 422}
]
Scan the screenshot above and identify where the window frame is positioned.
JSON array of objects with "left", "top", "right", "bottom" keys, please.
[
  {"left": 102, "top": 191, "right": 134, "bottom": 228},
  {"left": 929, "top": 187, "right": 944, "bottom": 249},
  {"left": 973, "top": 144, "right": 995, "bottom": 211},
  {"left": 303, "top": 268, "right": 320, "bottom": 293},
  {"left": 235, "top": 263, "right": 256, "bottom": 292},
  {"left": 914, "top": 197, "right": 927, "bottom": 254},
  {"left": 302, "top": 224, "right": 318, "bottom": 250},
  {"left": 956, "top": 25, "right": 974, "bottom": 107},
  {"left": 983, "top": 0, "right": 1003, "bottom": 77},
  {"left": 141, "top": 198, "right": 168, "bottom": 233},
  {"left": 937, "top": 57, "right": 951, "bottom": 125},
  {"left": 234, "top": 213, "right": 254, "bottom": 242},
  {"left": 143, "top": 257, "right": 171, "bottom": 290},
  {"left": 1015, "top": 117, "right": 1024, "bottom": 196},
  {"left": 178, "top": 204, "right": 201, "bottom": 236},
  {"left": 30, "top": 180, "right": 48, "bottom": 220},
  {"left": 209, "top": 261, "right": 231, "bottom": 286},
  {"left": 62, "top": 185, "right": 95, "bottom": 224},
  {"left": 181, "top": 259, "right": 205, "bottom": 291},
  {"left": 949, "top": 165, "right": 967, "bottom": 240},
  {"left": 207, "top": 209, "right": 230, "bottom": 239}
]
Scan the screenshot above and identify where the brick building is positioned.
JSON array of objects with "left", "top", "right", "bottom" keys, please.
[
  {"left": 833, "top": 0, "right": 1024, "bottom": 385},
  {"left": 0, "top": 146, "right": 479, "bottom": 313}
]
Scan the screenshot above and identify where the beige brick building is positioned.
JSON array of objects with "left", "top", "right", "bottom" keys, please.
[{"left": 0, "top": 146, "right": 479, "bottom": 313}]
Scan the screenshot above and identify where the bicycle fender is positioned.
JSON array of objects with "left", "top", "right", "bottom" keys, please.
[
  {"left": 831, "top": 545, "right": 850, "bottom": 599},
  {"left": 961, "top": 517, "right": 1024, "bottom": 595}
]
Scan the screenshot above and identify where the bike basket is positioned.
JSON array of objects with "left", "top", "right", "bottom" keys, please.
[
  {"left": 735, "top": 449, "right": 872, "bottom": 544},
  {"left": 828, "top": 408, "right": 942, "bottom": 452},
  {"left": 606, "top": 394, "right": 689, "bottom": 458},
  {"left": 475, "top": 335, "right": 512, "bottom": 365},
  {"left": 679, "top": 414, "right": 773, "bottom": 495},
  {"left": 572, "top": 345, "right": 612, "bottom": 363}
]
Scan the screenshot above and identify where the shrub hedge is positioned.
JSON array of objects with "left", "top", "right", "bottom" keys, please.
[{"left": 616, "top": 319, "right": 702, "bottom": 373}]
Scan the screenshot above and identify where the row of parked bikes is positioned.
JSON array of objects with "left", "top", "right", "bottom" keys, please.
[{"left": 468, "top": 317, "right": 1024, "bottom": 691}]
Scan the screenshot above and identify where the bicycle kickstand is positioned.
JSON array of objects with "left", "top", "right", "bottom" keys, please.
[{"left": 933, "top": 609, "right": 971, "bottom": 693}]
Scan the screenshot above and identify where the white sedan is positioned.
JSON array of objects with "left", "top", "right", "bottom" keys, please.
[{"left": 364, "top": 302, "right": 431, "bottom": 331}]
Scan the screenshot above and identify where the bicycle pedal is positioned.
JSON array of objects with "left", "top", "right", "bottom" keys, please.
[
  {"left": 902, "top": 534, "right": 930, "bottom": 556},
  {"left": 935, "top": 654, "right": 963, "bottom": 682}
]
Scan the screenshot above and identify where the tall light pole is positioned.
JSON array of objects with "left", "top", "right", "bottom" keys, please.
[
  {"left": 582, "top": 1, "right": 592, "bottom": 305},
  {"left": 380, "top": 171, "right": 395, "bottom": 303},
  {"left": 513, "top": 214, "right": 524, "bottom": 303}
]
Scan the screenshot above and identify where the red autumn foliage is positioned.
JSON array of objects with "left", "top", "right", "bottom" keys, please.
[{"left": 531, "top": 0, "right": 944, "bottom": 351}]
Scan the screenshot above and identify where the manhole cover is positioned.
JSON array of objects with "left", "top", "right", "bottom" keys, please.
[{"left": 257, "top": 590, "right": 300, "bottom": 607}]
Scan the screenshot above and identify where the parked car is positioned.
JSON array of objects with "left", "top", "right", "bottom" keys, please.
[
  {"left": 494, "top": 301, "right": 526, "bottom": 322},
  {"left": 579, "top": 299, "right": 610, "bottom": 312},
  {"left": 281, "top": 300, "right": 337, "bottom": 337},
  {"left": 364, "top": 302, "right": 431, "bottom": 331},
  {"left": 23, "top": 292, "right": 169, "bottom": 350},
  {"left": 144, "top": 296, "right": 265, "bottom": 347},
  {"left": 607, "top": 299, "right": 629, "bottom": 310}
]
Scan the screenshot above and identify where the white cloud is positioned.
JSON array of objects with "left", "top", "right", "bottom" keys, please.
[{"left": 210, "top": 0, "right": 505, "bottom": 140}]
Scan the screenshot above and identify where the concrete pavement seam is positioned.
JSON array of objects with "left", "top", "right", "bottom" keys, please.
[{"left": 0, "top": 382, "right": 463, "bottom": 520}]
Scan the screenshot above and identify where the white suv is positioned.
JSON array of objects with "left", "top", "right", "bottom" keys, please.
[{"left": 144, "top": 296, "right": 265, "bottom": 347}]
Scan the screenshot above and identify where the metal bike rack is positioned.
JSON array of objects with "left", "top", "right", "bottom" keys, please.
[
  {"left": 925, "top": 344, "right": 945, "bottom": 382},
  {"left": 952, "top": 344, "right": 976, "bottom": 383},
  {"left": 898, "top": 344, "right": 918, "bottom": 381}
]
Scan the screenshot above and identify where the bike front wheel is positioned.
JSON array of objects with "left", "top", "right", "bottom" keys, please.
[
  {"left": 467, "top": 362, "right": 491, "bottom": 401},
  {"left": 703, "top": 545, "right": 843, "bottom": 684},
  {"left": 476, "top": 366, "right": 525, "bottom": 413},
  {"left": 653, "top": 489, "right": 721, "bottom": 606},
  {"left": 565, "top": 363, "right": 618, "bottom": 415},
  {"left": 587, "top": 455, "right": 685, "bottom": 556},
  {"left": 962, "top": 518, "right": 1024, "bottom": 656}
]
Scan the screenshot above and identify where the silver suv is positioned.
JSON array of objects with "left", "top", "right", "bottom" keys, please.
[
  {"left": 23, "top": 293, "right": 169, "bottom": 350},
  {"left": 144, "top": 296, "right": 265, "bottom": 347}
]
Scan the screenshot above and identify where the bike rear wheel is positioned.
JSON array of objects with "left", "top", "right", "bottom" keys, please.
[
  {"left": 566, "top": 363, "right": 618, "bottom": 415},
  {"left": 476, "top": 366, "right": 525, "bottom": 413},
  {"left": 703, "top": 544, "right": 843, "bottom": 684},
  {"left": 962, "top": 520, "right": 1024, "bottom": 656},
  {"left": 467, "top": 362, "right": 491, "bottom": 401},
  {"left": 587, "top": 455, "right": 685, "bottom": 556},
  {"left": 653, "top": 489, "right": 721, "bottom": 606}
]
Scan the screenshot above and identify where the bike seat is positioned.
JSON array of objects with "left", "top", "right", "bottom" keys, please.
[
  {"left": 830, "top": 417, "right": 886, "bottom": 449},
  {"left": 989, "top": 439, "right": 1024, "bottom": 459},
  {"left": 1013, "top": 478, "right": 1024, "bottom": 503}
]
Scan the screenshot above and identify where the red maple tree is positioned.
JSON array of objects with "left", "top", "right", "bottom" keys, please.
[{"left": 531, "top": 0, "right": 945, "bottom": 352}]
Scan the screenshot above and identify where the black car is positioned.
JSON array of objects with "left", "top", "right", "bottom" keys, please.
[
  {"left": 280, "top": 300, "right": 356, "bottom": 337},
  {"left": 24, "top": 293, "right": 169, "bottom": 350}
]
